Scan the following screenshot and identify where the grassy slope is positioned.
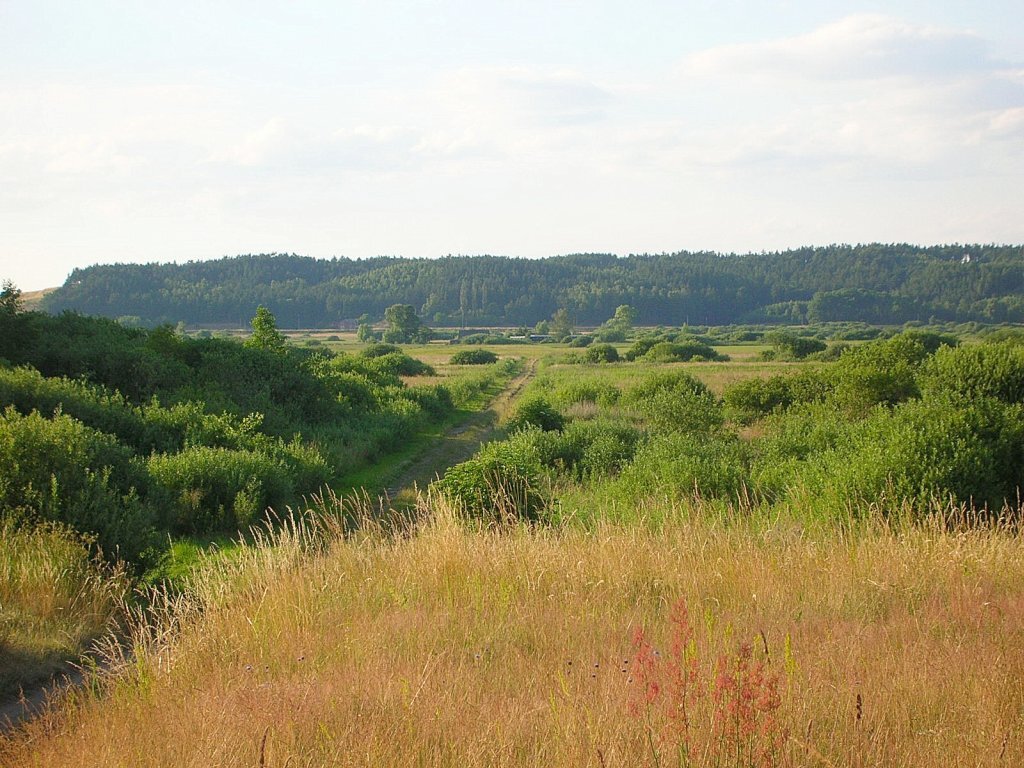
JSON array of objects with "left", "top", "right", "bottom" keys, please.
[{"left": 3, "top": 498, "right": 1023, "bottom": 767}]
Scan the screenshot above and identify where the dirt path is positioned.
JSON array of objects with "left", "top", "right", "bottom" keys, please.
[
  {"left": 0, "top": 359, "right": 540, "bottom": 736},
  {"left": 0, "top": 666, "right": 91, "bottom": 735},
  {"left": 384, "top": 357, "right": 539, "bottom": 503}
]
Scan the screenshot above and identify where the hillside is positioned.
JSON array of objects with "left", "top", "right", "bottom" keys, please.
[{"left": 41, "top": 244, "right": 1024, "bottom": 328}]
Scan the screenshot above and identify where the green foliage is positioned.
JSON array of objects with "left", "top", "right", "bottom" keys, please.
[
  {"left": 549, "top": 308, "right": 574, "bottom": 340},
  {"left": 584, "top": 343, "right": 620, "bottom": 363},
  {"left": 642, "top": 340, "right": 726, "bottom": 363},
  {"left": 0, "top": 311, "right": 457, "bottom": 561},
  {"left": 724, "top": 375, "right": 805, "bottom": 424},
  {"left": 360, "top": 343, "right": 403, "bottom": 358},
  {"left": 433, "top": 433, "right": 548, "bottom": 521},
  {"left": 827, "top": 334, "right": 930, "bottom": 413},
  {"left": 0, "top": 280, "right": 23, "bottom": 317},
  {"left": 507, "top": 396, "right": 565, "bottom": 433},
  {"left": 806, "top": 397, "right": 1024, "bottom": 514},
  {"left": 44, "top": 245, "right": 1024, "bottom": 327},
  {"left": 383, "top": 304, "right": 431, "bottom": 343},
  {"left": 527, "top": 419, "right": 641, "bottom": 479},
  {"left": 450, "top": 349, "right": 499, "bottom": 365},
  {"left": 244, "top": 306, "right": 287, "bottom": 353},
  {"left": 626, "top": 371, "right": 724, "bottom": 435},
  {"left": 147, "top": 447, "right": 293, "bottom": 533},
  {"left": 761, "top": 331, "right": 826, "bottom": 360},
  {"left": 356, "top": 323, "right": 378, "bottom": 342},
  {"left": 616, "top": 433, "right": 751, "bottom": 502},
  {"left": 365, "top": 352, "right": 435, "bottom": 377},
  {"left": 0, "top": 407, "right": 157, "bottom": 567},
  {"left": 568, "top": 335, "right": 593, "bottom": 348},
  {"left": 920, "top": 341, "right": 1024, "bottom": 404}
]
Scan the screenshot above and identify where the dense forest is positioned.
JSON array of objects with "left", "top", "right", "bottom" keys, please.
[{"left": 42, "top": 244, "right": 1024, "bottom": 328}]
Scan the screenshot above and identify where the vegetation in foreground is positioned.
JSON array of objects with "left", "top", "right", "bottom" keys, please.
[
  {"left": 0, "top": 523, "right": 129, "bottom": 698},
  {"left": 2, "top": 496, "right": 1023, "bottom": 766}
]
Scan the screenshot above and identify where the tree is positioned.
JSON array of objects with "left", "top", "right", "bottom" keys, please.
[
  {"left": 245, "top": 306, "right": 287, "bottom": 353},
  {"left": 612, "top": 304, "right": 637, "bottom": 328},
  {"left": 357, "top": 323, "right": 378, "bottom": 343},
  {"left": 0, "top": 280, "right": 23, "bottom": 317},
  {"left": 383, "top": 304, "right": 429, "bottom": 343},
  {"left": 550, "top": 308, "right": 573, "bottom": 340}
]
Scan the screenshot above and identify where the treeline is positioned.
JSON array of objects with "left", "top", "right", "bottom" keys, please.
[
  {"left": 0, "top": 300, "right": 477, "bottom": 569},
  {"left": 42, "top": 244, "right": 1024, "bottom": 328}
]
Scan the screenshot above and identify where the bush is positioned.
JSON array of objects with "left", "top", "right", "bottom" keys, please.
[
  {"left": 920, "top": 341, "right": 1024, "bottom": 404},
  {"left": 450, "top": 349, "right": 499, "bottom": 365},
  {"left": 827, "top": 334, "right": 930, "bottom": 414},
  {"left": 433, "top": 433, "right": 548, "bottom": 521},
  {"left": 147, "top": 446, "right": 293, "bottom": 534},
  {"left": 584, "top": 344, "right": 620, "bottom": 363},
  {"left": 0, "top": 407, "right": 157, "bottom": 566},
  {"left": 568, "top": 335, "right": 594, "bottom": 348},
  {"left": 626, "top": 371, "right": 724, "bottom": 435},
  {"left": 642, "top": 340, "right": 725, "bottom": 363},
  {"left": 723, "top": 375, "right": 797, "bottom": 423},
  {"left": 616, "top": 433, "right": 751, "bottom": 502},
  {"left": 518, "top": 418, "right": 641, "bottom": 479},
  {"left": 624, "top": 336, "right": 663, "bottom": 361},
  {"left": 366, "top": 352, "right": 435, "bottom": 377},
  {"left": 360, "top": 343, "right": 403, "bottom": 358},
  {"left": 506, "top": 396, "right": 565, "bottom": 432},
  {"left": 761, "top": 331, "right": 826, "bottom": 360},
  {"left": 807, "top": 397, "right": 1024, "bottom": 514}
]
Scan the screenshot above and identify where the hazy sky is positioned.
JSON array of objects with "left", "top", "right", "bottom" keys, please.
[{"left": 2, "top": 1, "right": 1023, "bottom": 289}]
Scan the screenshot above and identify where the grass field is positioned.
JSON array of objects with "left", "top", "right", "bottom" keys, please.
[
  {"left": 5, "top": 332, "right": 1024, "bottom": 766},
  {"left": 3, "top": 496, "right": 1022, "bottom": 767}
]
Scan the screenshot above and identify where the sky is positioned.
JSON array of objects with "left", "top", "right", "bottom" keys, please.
[{"left": 2, "top": 1, "right": 1023, "bottom": 290}]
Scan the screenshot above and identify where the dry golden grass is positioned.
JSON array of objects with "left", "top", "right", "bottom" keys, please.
[
  {"left": 4, "top": 498, "right": 1024, "bottom": 766},
  {"left": 0, "top": 523, "right": 129, "bottom": 698}
]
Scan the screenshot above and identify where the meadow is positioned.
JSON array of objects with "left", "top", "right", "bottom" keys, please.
[
  {"left": 4, "top": 320, "right": 1024, "bottom": 766},
  {"left": 2, "top": 497, "right": 1023, "bottom": 766}
]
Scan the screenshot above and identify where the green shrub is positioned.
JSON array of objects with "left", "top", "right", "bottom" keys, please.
[
  {"left": 920, "top": 341, "right": 1024, "bottom": 404},
  {"left": 433, "top": 433, "right": 548, "bottom": 521},
  {"left": 568, "top": 335, "right": 594, "bottom": 348},
  {"left": 365, "top": 352, "right": 435, "bottom": 377},
  {"left": 806, "top": 397, "right": 1024, "bottom": 514},
  {"left": 450, "top": 349, "right": 499, "bottom": 365},
  {"left": 827, "top": 334, "right": 930, "bottom": 413},
  {"left": 584, "top": 344, "right": 620, "bottom": 363},
  {"left": 626, "top": 371, "right": 724, "bottom": 435},
  {"left": 616, "top": 433, "right": 751, "bottom": 502},
  {"left": 147, "top": 446, "right": 293, "bottom": 533},
  {"left": 360, "top": 343, "right": 403, "bottom": 358},
  {"left": 624, "top": 336, "right": 663, "bottom": 361},
  {"left": 642, "top": 340, "right": 726, "bottom": 363},
  {"left": 0, "top": 407, "right": 157, "bottom": 566},
  {"left": 507, "top": 396, "right": 565, "bottom": 432},
  {"left": 761, "top": 331, "right": 826, "bottom": 360},
  {"left": 748, "top": 403, "right": 856, "bottom": 501},
  {"left": 723, "top": 376, "right": 797, "bottom": 423}
]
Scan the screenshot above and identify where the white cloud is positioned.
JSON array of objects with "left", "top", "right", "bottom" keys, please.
[{"left": 683, "top": 14, "right": 993, "bottom": 81}]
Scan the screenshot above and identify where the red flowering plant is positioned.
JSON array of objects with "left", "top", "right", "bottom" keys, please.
[{"left": 628, "top": 599, "right": 787, "bottom": 767}]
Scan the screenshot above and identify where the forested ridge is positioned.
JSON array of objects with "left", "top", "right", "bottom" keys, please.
[{"left": 43, "top": 244, "right": 1024, "bottom": 327}]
